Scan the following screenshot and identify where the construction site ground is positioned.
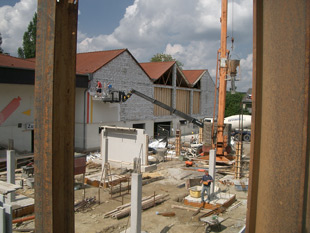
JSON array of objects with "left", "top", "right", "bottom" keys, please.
[{"left": 13, "top": 142, "right": 250, "bottom": 233}]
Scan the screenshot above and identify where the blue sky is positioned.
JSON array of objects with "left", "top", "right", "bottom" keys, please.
[
  {"left": 78, "top": 0, "right": 134, "bottom": 36},
  {"left": 0, "top": 0, "right": 253, "bottom": 91}
]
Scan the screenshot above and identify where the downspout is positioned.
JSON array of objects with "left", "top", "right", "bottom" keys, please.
[
  {"left": 83, "top": 88, "right": 87, "bottom": 151},
  {"left": 83, "top": 73, "right": 93, "bottom": 150}
]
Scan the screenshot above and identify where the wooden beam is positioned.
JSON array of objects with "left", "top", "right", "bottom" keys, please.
[{"left": 34, "top": 1, "right": 78, "bottom": 232}]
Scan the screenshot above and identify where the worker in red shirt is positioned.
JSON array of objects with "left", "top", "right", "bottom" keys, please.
[{"left": 96, "top": 80, "right": 102, "bottom": 94}]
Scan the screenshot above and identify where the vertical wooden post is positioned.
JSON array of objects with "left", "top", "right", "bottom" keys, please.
[
  {"left": 198, "top": 127, "right": 203, "bottom": 144},
  {"left": 234, "top": 142, "right": 242, "bottom": 179},
  {"left": 34, "top": 1, "right": 78, "bottom": 232}
]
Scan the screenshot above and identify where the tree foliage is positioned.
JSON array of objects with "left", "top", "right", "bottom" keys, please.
[
  {"left": 150, "top": 53, "right": 183, "bottom": 68},
  {"left": 225, "top": 92, "right": 249, "bottom": 117},
  {"left": 18, "top": 12, "right": 37, "bottom": 58},
  {"left": 0, "top": 33, "right": 3, "bottom": 54}
]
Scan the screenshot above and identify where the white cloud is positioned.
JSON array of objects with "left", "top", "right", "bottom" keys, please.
[
  {"left": 238, "top": 53, "right": 253, "bottom": 91},
  {"left": 0, "top": 0, "right": 37, "bottom": 56},
  {"left": 0, "top": 0, "right": 253, "bottom": 91}
]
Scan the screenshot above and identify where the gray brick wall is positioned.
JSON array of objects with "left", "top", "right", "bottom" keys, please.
[
  {"left": 90, "top": 52, "right": 216, "bottom": 130},
  {"left": 91, "top": 51, "right": 154, "bottom": 122},
  {"left": 199, "top": 70, "right": 217, "bottom": 118}
]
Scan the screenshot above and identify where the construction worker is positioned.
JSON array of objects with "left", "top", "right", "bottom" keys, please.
[
  {"left": 200, "top": 170, "right": 213, "bottom": 203},
  {"left": 96, "top": 80, "right": 102, "bottom": 94}
]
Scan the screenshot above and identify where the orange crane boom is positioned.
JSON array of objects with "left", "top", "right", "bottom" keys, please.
[{"left": 216, "top": 0, "right": 228, "bottom": 156}]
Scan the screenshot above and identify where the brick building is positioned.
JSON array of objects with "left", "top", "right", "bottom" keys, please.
[{"left": 0, "top": 49, "right": 216, "bottom": 152}]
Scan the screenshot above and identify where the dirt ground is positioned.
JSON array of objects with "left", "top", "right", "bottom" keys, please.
[{"left": 13, "top": 142, "right": 250, "bottom": 233}]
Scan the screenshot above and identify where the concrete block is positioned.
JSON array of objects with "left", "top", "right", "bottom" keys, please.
[
  {"left": 141, "top": 164, "right": 157, "bottom": 173},
  {"left": 26, "top": 178, "right": 35, "bottom": 189}
]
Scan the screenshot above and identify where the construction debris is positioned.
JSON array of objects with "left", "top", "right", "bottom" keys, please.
[
  {"left": 104, "top": 193, "right": 169, "bottom": 219},
  {"left": 74, "top": 197, "right": 97, "bottom": 212},
  {"left": 7, "top": 133, "right": 250, "bottom": 233}
]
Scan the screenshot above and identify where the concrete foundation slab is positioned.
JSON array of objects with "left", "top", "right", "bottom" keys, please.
[{"left": 184, "top": 187, "right": 236, "bottom": 210}]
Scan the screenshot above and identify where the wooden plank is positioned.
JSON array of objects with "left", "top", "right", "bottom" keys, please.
[
  {"left": 0, "top": 181, "right": 21, "bottom": 194},
  {"left": 193, "top": 91, "right": 200, "bottom": 114},
  {"left": 154, "top": 87, "right": 172, "bottom": 116},
  {"left": 176, "top": 89, "right": 190, "bottom": 114},
  {"left": 171, "top": 204, "right": 213, "bottom": 214}
]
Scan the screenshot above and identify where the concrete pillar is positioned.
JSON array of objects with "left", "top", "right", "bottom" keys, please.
[
  {"left": 0, "top": 207, "right": 5, "bottom": 233},
  {"left": 6, "top": 150, "right": 15, "bottom": 203},
  {"left": 145, "top": 136, "right": 149, "bottom": 165},
  {"left": 0, "top": 194, "right": 5, "bottom": 205},
  {"left": 104, "top": 137, "right": 108, "bottom": 164},
  {"left": 3, "top": 203, "right": 12, "bottom": 233},
  {"left": 209, "top": 149, "right": 216, "bottom": 196},
  {"left": 101, "top": 129, "right": 109, "bottom": 164},
  {"left": 131, "top": 159, "right": 142, "bottom": 233}
]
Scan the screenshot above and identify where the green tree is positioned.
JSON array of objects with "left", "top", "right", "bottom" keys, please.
[
  {"left": 18, "top": 12, "right": 37, "bottom": 58},
  {"left": 150, "top": 53, "right": 184, "bottom": 68},
  {"left": 0, "top": 33, "right": 4, "bottom": 54},
  {"left": 225, "top": 92, "right": 249, "bottom": 117}
]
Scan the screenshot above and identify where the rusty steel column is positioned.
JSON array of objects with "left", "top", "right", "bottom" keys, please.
[
  {"left": 246, "top": 0, "right": 310, "bottom": 232},
  {"left": 34, "top": 1, "right": 78, "bottom": 232}
]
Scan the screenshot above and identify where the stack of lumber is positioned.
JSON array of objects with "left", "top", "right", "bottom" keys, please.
[{"left": 104, "top": 194, "right": 168, "bottom": 219}]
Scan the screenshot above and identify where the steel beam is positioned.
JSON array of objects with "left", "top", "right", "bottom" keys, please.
[
  {"left": 34, "top": 0, "right": 78, "bottom": 232},
  {"left": 246, "top": 0, "right": 310, "bottom": 232}
]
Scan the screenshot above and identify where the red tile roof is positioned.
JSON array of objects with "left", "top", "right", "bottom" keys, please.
[
  {"left": 140, "top": 61, "right": 175, "bottom": 80},
  {"left": 76, "top": 49, "right": 126, "bottom": 74},
  {"left": 182, "top": 70, "right": 206, "bottom": 85},
  {"left": 0, "top": 53, "right": 35, "bottom": 70}
]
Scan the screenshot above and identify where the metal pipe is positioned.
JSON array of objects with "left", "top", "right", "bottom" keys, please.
[
  {"left": 83, "top": 88, "right": 87, "bottom": 151},
  {"left": 12, "top": 215, "right": 35, "bottom": 224}
]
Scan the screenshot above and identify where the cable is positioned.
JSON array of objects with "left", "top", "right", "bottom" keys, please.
[{"left": 231, "top": 0, "right": 235, "bottom": 51}]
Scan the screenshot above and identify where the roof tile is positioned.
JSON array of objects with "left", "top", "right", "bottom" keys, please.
[
  {"left": 0, "top": 54, "right": 35, "bottom": 70},
  {"left": 140, "top": 61, "right": 175, "bottom": 80},
  {"left": 76, "top": 49, "right": 126, "bottom": 74},
  {"left": 182, "top": 70, "right": 206, "bottom": 85}
]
